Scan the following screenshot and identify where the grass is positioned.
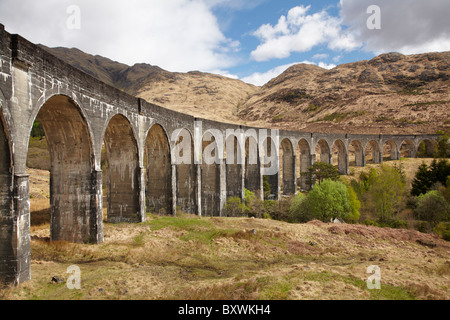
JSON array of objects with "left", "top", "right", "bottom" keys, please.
[{"left": 3, "top": 209, "right": 448, "bottom": 300}]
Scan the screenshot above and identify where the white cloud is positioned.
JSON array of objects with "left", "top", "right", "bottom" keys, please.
[
  {"left": 250, "top": 5, "right": 360, "bottom": 62},
  {"left": 0, "top": 0, "right": 240, "bottom": 73},
  {"left": 340, "top": 0, "right": 450, "bottom": 54},
  {"left": 242, "top": 60, "right": 334, "bottom": 86}
]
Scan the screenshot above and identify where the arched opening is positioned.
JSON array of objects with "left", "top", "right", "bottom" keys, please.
[
  {"left": 280, "top": 138, "right": 295, "bottom": 195},
  {"left": 201, "top": 131, "right": 221, "bottom": 216},
  {"left": 365, "top": 140, "right": 381, "bottom": 164},
  {"left": 225, "top": 134, "right": 243, "bottom": 200},
  {"left": 417, "top": 139, "right": 436, "bottom": 158},
  {"left": 31, "top": 95, "right": 96, "bottom": 243},
  {"left": 315, "top": 139, "right": 331, "bottom": 164},
  {"left": 296, "top": 139, "right": 311, "bottom": 191},
  {"left": 244, "top": 136, "right": 261, "bottom": 198},
  {"left": 332, "top": 139, "right": 348, "bottom": 175},
  {"left": 261, "top": 137, "right": 279, "bottom": 200},
  {"left": 400, "top": 139, "right": 415, "bottom": 158},
  {"left": 349, "top": 140, "right": 364, "bottom": 167},
  {"left": 102, "top": 114, "right": 140, "bottom": 223},
  {"left": 145, "top": 124, "right": 172, "bottom": 215},
  {"left": 173, "top": 128, "right": 197, "bottom": 214},
  {"left": 382, "top": 140, "right": 398, "bottom": 161}
]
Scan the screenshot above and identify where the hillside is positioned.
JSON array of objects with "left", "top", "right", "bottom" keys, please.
[
  {"left": 39, "top": 45, "right": 258, "bottom": 125},
  {"left": 40, "top": 46, "right": 450, "bottom": 134},
  {"left": 2, "top": 209, "right": 449, "bottom": 300},
  {"left": 239, "top": 52, "right": 450, "bottom": 134}
]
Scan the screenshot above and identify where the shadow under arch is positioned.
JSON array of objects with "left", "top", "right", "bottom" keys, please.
[
  {"left": 315, "top": 139, "right": 331, "bottom": 164},
  {"left": 244, "top": 136, "right": 261, "bottom": 198},
  {"left": 280, "top": 138, "right": 295, "bottom": 195},
  {"left": 365, "top": 140, "right": 381, "bottom": 164},
  {"left": 145, "top": 123, "right": 173, "bottom": 215},
  {"left": 383, "top": 140, "right": 398, "bottom": 161},
  {"left": 349, "top": 140, "right": 364, "bottom": 167},
  {"left": 332, "top": 139, "right": 348, "bottom": 175},
  {"left": 102, "top": 113, "right": 140, "bottom": 223},
  {"left": 172, "top": 128, "right": 197, "bottom": 214},
  {"left": 297, "top": 138, "right": 311, "bottom": 191},
  {"left": 33, "top": 94, "right": 100, "bottom": 243}
]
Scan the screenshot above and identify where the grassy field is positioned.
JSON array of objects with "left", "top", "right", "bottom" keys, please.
[
  {"left": 2, "top": 158, "right": 448, "bottom": 300},
  {"left": 1, "top": 211, "right": 449, "bottom": 300}
]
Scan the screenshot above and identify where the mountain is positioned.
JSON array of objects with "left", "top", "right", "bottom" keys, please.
[
  {"left": 39, "top": 45, "right": 258, "bottom": 125},
  {"left": 239, "top": 52, "right": 450, "bottom": 134},
  {"left": 39, "top": 45, "right": 450, "bottom": 134}
]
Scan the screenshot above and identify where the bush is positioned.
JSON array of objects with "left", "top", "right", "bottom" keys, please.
[
  {"left": 289, "top": 193, "right": 311, "bottom": 223},
  {"left": 305, "top": 179, "right": 359, "bottom": 223},
  {"left": 366, "top": 165, "right": 407, "bottom": 223},
  {"left": 434, "top": 222, "right": 450, "bottom": 241},
  {"left": 224, "top": 197, "right": 248, "bottom": 217},
  {"left": 415, "top": 190, "right": 450, "bottom": 227}
]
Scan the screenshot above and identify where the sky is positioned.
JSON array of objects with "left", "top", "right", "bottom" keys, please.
[{"left": 0, "top": 0, "right": 449, "bottom": 86}]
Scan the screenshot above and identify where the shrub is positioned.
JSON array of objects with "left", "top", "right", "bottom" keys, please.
[
  {"left": 224, "top": 197, "right": 248, "bottom": 217},
  {"left": 289, "top": 193, "right": 311, "bottom": 223},
  {"left": 415, "top": 190, "right": 450, "bottom": 227},
  {"left": 434, "top": 222, "right": 450, "bottom": 241},
  {"left": 366, "top": 165, "right": 407, "bottom": 223},
  {"left": 305, "top": 179, "right": 359, "bottom": 223}
]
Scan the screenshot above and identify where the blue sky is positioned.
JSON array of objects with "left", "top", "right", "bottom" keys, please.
[{"left": 0, "top": 0, "right": 449, "bottom": 85}]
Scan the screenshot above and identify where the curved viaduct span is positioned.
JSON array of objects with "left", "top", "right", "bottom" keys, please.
[{"left": 0, "top": 25, "right": 439, "bottom": 284}]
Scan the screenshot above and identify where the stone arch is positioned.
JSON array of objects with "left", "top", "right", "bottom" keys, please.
[
  {"left": 297, "top": 139, "right": 311, "bottom": 190},
  {"left": 349, "top": 140, "right": 364, "bottom": 167},
  {"left": 145, "top": 123, "right": 172, "bottom": 215},
  {"left": 315, "top": 139, "right": 331, "bottom": 164},
  {"left": 332, "top": 139, "right": 348, "bottom": 175},
  {"left": 382, "top": 140, "right": 398, "bottom": 161},
  {"left": 365, "top": 140, "right": 381, "bottom": 164},
  {"left": 244, "top": 136, "right": 261, "bottom": 197},
  {"left": 280, "top": 138, "right": 295, "bottom": 195},
  {"left": 102, "top": 114, "right": 140, "bottom": 223},
  {"left": 417, "top": 139, "right": 436, "bottom": 158},
  {"left": 225, "top": 134, "right": 243, "bottom": 200},
  {"left": 33, "top": 94, "right": 98, "bottom": 243},
  {"left": 400, "top": 139, "right": 416, "bottom": 158},
  {"left": 261, "top": 136, "right": 279, "bottom": 199},
  {"left": 201, "top": 131, "right": 221, "bottom": 216},
  {"left": 172, "top": 128, "right": 197, "bottom": 214}
]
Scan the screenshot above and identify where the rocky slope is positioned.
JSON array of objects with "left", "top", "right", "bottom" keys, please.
[
  {"left": 39, "top": 45, "right": 258, "bottom": 124},
  {"left": 239, "top": 52, "right": 450, "bottom": 134},
  {"left": 40, "top": 45, "right": 450, "bottom": 134}
]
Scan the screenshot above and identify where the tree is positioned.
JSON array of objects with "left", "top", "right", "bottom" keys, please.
[
  {"left": 288, "top": 193, "right": 311, "bottom": 223},
  {"left": 411, "top": 162, "right": 433, "bottom": 196},
  {"left": 367, "top": 165, "right": 406, "bottom": 222},
  {"left": 304, "top": 162, "right": 340, "bottom": 189},
  {"left": 305, "top": 179, "right": 359, "bottom": 223},
  {"left": 347, "top": 185, "right": 361, "bottom": 223},
  {"left": 415, "top": 190, "right": 450, "bottom": 228},
  {"left": 411, "top": 159, "right": 450, "bottom": 196}
]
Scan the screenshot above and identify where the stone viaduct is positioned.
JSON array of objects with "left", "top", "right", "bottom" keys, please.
[{"left": 0, "top": 25, "right": 439, "bottom": 284}]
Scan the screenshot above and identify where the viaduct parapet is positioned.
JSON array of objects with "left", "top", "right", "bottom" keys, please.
[{"left": 0, "top": 24, "right": 439, "bottom": 284}]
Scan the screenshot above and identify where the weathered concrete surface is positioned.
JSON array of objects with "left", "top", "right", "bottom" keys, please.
[{"left": 0, "top": 24, "right": 440, "bottom": 284}]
